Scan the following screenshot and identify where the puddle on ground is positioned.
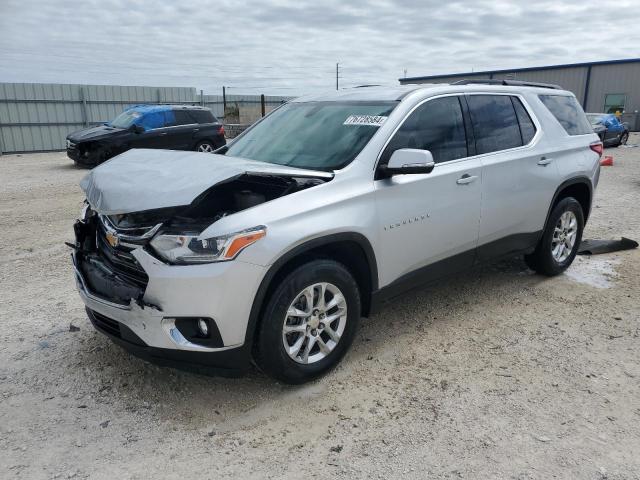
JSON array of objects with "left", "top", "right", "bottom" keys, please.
[{"left": 564, "top": 255, "right": 619, "bottom": 289}]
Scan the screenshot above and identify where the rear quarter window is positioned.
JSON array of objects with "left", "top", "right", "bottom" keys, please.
[
  {"left": 538, "top": 95, "right": 592, "bottom": 136},
  {"left": 512, "top": 97, "right": 537, "bottom": 144}
]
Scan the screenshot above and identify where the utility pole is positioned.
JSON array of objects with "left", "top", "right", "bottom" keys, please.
[
  {"left": 222, "top": 86, "right": 227, "bottom": 113},
  {"left": 336, "top": 63, "right": 339, "bottom": 90}
]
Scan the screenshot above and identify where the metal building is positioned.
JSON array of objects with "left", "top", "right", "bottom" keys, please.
[{"left": 400, "top": 58, "right": 640, "bottom": 130}]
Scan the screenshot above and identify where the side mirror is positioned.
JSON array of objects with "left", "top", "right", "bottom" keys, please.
[
  {"left": 129, "top": 124, "right": 145, "bottom": 134},
  {"left": 381, "top": 149, "right": 435, "bottom": 177}
]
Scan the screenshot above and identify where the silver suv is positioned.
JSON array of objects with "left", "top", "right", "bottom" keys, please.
[{"left": 70, "top": 81, "right": 602, "bottom": 383}]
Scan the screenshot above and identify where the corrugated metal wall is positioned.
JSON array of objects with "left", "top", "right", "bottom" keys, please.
[
  {"left": 491, "top": 67, "right": 588, "bottom": 102},
  {"left": 402, "top": 68, "right": 588, "bottom": 103},
  {"left": 0, "top": 83, "right": 291, "bottom": 153},
  {"left": 399, "top": 61, "right": 640, "bottom": 130},
  {"left": 585, "top": 62, "right": 640, "bottom": 114}
]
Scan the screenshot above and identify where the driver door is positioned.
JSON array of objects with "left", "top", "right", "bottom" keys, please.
[{"left": 374, "top": 95, "right": 482, "bottom": 288}]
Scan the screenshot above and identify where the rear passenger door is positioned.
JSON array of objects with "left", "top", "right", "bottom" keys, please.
[
  {"left": 157, "top": 110, "right": 197, "bottom": 150},
  {"left": 374, "top": 95, "right": 482, "bottom": 287},
  {"left": 467, "top": 94, "right": 559, "bottom": 261}
]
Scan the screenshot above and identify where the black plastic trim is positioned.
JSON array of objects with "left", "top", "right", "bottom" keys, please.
[
  {"left": 244, "top": 232, "right": 378, "bottom": 347},
  {"left": 370, "top": 248, "right": 475, "bottom": 312},
  {"left": 86, "top": 308, "right": 248, "bottom": 376},
  {"left": 370, "top": 231, "right": 543, "bottom": 313},
  {"left": 544, "top": 176, "right": 594, "bottom": 231},
  {"left": 475, "top": 231, "right": 541, "bottom": 263},
  {"left": 174, "top": 317, "right": 224, "bottom": 349}
]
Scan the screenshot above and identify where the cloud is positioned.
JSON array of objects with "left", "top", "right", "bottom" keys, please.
[{"left": 0, "top": 0, "right": 639, "bottom": 96}]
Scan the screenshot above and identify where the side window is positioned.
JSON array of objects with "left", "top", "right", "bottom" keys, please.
[
  {"left": 190, "top": 110, "right": 216, "bottom": 124},
  {"left": 139, "top": 111, "right": 167, "bottom": 130},
  {"left": 171, "top": 110, "right": 196, "bottom": 125},
  {"left": 380, "top": 96, "right": 467, "bottom": 165},
  {"left": 512, "top": 97, "right": 537, "bottom": 144},
  {"left": 538, "top": 94, "right": 592, "bottom": 136},
  {"left": 466, "top": 95, "right": 522, "bottom": 154}
]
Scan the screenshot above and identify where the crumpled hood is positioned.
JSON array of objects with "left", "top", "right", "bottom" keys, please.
[
  {"left": 80, "top": 148, "right": 333, "bottom": 215},
  {"left": 67, "top": 124, "right": 125, "bottom": 142}
]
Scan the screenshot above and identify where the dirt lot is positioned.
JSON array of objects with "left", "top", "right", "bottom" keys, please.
[{"left": 1, "top": 137, "right": 639, "bottom": 480}]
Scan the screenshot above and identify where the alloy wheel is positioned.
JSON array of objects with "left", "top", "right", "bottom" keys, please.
[
  {"left": 197, "top": 143, "right": 214, "bottom": 152},
  {"left": 551, "top": 211, "right": 578, "bottom": 263},
  {"left": 282, "top": 282, "right": 347, "bottom": 364}
]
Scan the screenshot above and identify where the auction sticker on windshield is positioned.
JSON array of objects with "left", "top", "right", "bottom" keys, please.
[{"left": 343, "top": 115, "right": 387, "bottom": 127}]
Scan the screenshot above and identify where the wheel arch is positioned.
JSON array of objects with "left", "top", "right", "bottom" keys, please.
[
  {"left": 545, "top": 177, "right": 593, "bottom": 229},
  {"left": 244, "top": 232, "right": 379, "bottom": 349}
]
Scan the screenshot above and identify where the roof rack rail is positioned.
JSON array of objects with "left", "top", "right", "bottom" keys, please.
[{"left": 451, "top": 79, "right": 562, "bottom": 90}]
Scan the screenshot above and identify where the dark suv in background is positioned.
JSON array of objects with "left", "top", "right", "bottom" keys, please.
[
  {"left": 587, "top": 113, "right": 630, "bottom": 147},
  {"left": 66, "top": 105, "right": 226, "bottom": 167}
]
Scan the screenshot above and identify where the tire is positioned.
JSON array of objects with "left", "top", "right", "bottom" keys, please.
[
  {"left": 524, "top": 197, "right": 584, "bottom": 276},
  {"left": 254, "top": 259, "right": 361, "bottom": 384},
  {"left": 618, "top": 132, "right": 629, "bottom": 146},
  {"left": 195, "top": 140, "right": 215, "bottom": 153}
]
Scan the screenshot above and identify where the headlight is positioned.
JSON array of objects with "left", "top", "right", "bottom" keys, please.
[{"left": 150, "top": 226, "right": 266, "bottom": 264}]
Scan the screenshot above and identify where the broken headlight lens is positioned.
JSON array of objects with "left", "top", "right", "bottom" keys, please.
[{"left": 150, "top": 226, "right": 266, "bottom": 264}]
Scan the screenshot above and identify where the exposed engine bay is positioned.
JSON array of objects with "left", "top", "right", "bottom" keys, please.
[{"left": 106, "top": 173, "right": 327, "bottom": 231}]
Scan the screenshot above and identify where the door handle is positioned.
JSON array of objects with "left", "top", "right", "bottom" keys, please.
[
  {"left": 456, "top": 174, "right": 478, "bottom": 185},
  {"left": 537, "top": 157, "right": 553, "bottom": 166},
  {"left": 193, "top": 128, "right": 200, "bottom": 132}
]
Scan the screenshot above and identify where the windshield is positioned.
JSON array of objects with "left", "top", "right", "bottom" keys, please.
[
  {"left": 587, "top": 114, "right": 605, "bottom": 125},
  {"left": 225, "top": 101, "right": 397, "bottom": 170},
  {"left": 110, "top": 109, "right": 143, "bottom": 129}
]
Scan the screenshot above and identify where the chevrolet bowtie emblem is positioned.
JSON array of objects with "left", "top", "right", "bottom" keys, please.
[{"left": 106, "top": 231, "right": 120, "bottom": 248}]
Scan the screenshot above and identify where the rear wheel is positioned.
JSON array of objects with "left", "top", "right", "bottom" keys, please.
[
  {"left": 525, "top": 197, "right": 584, "bottom": 276},
  {"left": 195, "top": 140, "right": 215, "bottom": 153},
  {"left": 619, "top": 132, "right": 629, "bottom": 146},
  {"left": 255, "top": 259, "right": 360, "bottom": 384}
]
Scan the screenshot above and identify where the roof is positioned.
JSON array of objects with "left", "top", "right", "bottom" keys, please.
[
  {"left": 125, "top": 104, "right": 209, "bottom": 111},
  {"left": 401, "top": 57, "right": 640, "bottom": 83},
  {"left": 291, "top": 82, "right": 572, "bottom": 103},
  {"left": 292, "top": 85, "right": 431, "bottom": 102}
]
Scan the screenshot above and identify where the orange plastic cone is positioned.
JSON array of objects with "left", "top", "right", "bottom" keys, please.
[{"left": 600, "top": 155, "right": 613, "bottom": 166}]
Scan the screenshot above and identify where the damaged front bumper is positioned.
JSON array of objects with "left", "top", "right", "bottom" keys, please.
[{"left": 71, "top": 219, "right": 267, "bottom": 374}]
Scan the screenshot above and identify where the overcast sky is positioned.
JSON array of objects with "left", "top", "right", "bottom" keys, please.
[{"left": 1, "top": 0, "right": 639, "bottom": 96}]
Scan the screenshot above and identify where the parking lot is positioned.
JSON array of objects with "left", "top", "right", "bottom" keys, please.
[{"left": 1, "top": 137, "right": 639, "bottom": 479}]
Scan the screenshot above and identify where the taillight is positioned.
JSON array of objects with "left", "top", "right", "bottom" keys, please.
[
  {"left": 218, "top": 125, "right": 225, "bottom": 136},
  {"left": 590, "top": 142, "right": 603, "bottom": 158}
]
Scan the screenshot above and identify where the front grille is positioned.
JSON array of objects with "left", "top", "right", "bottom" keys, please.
[
  {"left": 96, "top": 224, "right": 149, "bottom": 288},
  {"left": 88, "top": 309, "right": 121, "bottom": 338}
]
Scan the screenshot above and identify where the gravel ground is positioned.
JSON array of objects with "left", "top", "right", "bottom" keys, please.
[{"left": 1, "top": 137, "right": 639, "bottom": 480}]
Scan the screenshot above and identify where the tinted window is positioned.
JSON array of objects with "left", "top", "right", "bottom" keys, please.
[
  {"left": 380, "top": 96, "right": 467, "bottom": 165},
  {"left": 190, "top": 110, "right": 216, "bottom": 124},
  {"left": 538, "top": 95, "right": 592, "bottom": 135},
  {"left": 512, "top": 97, "right": 537, "bottom": 144},
  {"left": 467, "top": 95, "right": 522, "bottom": 154},
  {"left": 173, "top": 110, "right": 195, "bottom": 125}
]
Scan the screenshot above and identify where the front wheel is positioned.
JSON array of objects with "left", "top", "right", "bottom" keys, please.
[
  {"left": 525, "top": 197, "right": 584, "bottom": 276},
  {"left": 255, "top": 259, "right": 361, "bottom": 384},
  {"left": 195, "top": 140, "right": 215, "bottom": 153}
]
